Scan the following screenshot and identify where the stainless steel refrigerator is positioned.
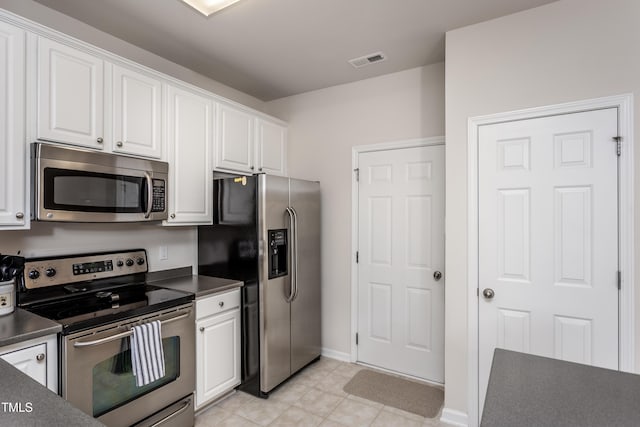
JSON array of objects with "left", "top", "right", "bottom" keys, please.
[{"left": 198, "top": 174, "right": 321, "bottom": 397}]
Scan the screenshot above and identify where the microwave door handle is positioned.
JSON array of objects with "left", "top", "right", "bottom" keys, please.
[{"left": 144, "top": 172, "right": 153, "bottom": 219}]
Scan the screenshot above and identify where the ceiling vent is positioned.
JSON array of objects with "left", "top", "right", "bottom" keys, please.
[{"left": 348, "top": 52, "right": 387, "bottom": 69}]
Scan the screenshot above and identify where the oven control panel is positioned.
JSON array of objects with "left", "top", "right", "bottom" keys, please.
[{"left": 24, "top": 250, "right": 148, "bottom": 290}]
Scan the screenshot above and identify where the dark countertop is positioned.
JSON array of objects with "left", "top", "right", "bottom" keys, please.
[
  {"left": 0, "top": 357, "right": 104, "bottom": 426},
  {"left": 481, "top": 349, "right": 640, "bottom": 427},
  {"left": 148, "top": 268, "right": 243, "bottom": 299},
  {"left": 0, "top": 308, "right": 62, "bottom": 348}
]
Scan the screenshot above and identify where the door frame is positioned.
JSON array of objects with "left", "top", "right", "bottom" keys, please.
[
  {"left": 467, "top": 94, "right": 634, "bottom": 426},
  {"left": 350, "top": 136, "right": 446, "bottom": 364}
]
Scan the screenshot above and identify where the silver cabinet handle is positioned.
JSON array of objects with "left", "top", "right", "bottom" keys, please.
[
  {"left": 250, "top": 166, "right": 255, "bottom": 170},
  {"left": 259, "top": 167, "right": 263, "bottom": 171},
  {"left": 219, "top": 301, "right": 224, "bottom": 308},
  {"left": 15, "top": 212, "right": 24, "bottom": 219},
  {"left": 96, "top": 137, "right": 103, "bottom": 144},
  {"left": 483, "top": 288, "right": 495, "bottom": 299},
  {"left": 199, "top": 327, "right": 204, "bottom": 332},
  {"left": 116, "top": 141, "right": 123, "bottom": 147},
  {"left": 170, "top": 213, "right": 176, "bottom": 219},
  {"left": 36, "top": 353, "right": 45, "bottom": 362},
  {"left": 433, "top": 271, "right": 442, "bottom": 281}
]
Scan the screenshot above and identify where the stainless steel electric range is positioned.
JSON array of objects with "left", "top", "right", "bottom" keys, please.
[{"left": 17, "top": 249, "right": 195, "bottom": 427}]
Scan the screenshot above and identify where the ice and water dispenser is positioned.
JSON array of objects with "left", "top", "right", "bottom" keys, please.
[{"left": 268, "top": 230, "right": 288, "bottom": 279}]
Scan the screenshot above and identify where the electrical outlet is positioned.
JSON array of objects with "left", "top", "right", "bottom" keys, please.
[{"left": 159, "top": 246, "right": 168, "bottom": 261}]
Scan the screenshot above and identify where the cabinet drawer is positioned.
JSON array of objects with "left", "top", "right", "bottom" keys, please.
[{"left": 196, "top": 289, "right": 240, "bottom": 320}]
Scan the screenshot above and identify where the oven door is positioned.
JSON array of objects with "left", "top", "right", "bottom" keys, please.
[{"left": 62, "top": 304, "right": 194, "bottom": 427}]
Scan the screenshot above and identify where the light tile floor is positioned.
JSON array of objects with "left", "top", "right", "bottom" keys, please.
[{"left": 196, "top": 357, "right": 453, "bottom": 427}]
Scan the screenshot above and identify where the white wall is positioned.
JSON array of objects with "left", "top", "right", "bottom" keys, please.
[
  {"left": 445, "top": 0, "right": 640, "bottom": 420},
  {"left": 266, "top": 63, "right": 445, "bottom": 356}
]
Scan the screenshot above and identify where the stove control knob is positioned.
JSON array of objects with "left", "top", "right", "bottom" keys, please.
[
  {"left": 45, "top": 268, "right": 56, "bottom": 278},
  {"left": 117, "top": 260, "right": 124, "bottom": 267},
  {"left": 28, "top": 270, "right": 40, "bottom": 280},
  {"left": 136, "top": 257, "right": 145, "bottom": 266},
  {"left": 125, "top": 259, "right": 134, "bottom": 267}
]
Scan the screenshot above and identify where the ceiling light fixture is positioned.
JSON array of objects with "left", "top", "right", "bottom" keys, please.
[{"left": 181, "top": 0, "right": 243, "bottom": 16}]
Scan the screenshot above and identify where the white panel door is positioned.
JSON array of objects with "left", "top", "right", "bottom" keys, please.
[
  {"left": 165, "top": 84, "right": 213, "bottom": 225},
  {"left": 216, "top": 102, "right": 254, "bottom": 173},
  {"left": 0, "top": 21, "right": 26, "bottom": 229},
  {"left": 37, "top": 37, "right": 104, "bottom": 149},
  {"left": 478, "top": 108, "right": 619, "bottom": 410},
  {"left": 112, "top": 65, "right": 162, "bottom": 159},
  {"left": 357, "top": 145, "right": 445, "bottom": 383}
]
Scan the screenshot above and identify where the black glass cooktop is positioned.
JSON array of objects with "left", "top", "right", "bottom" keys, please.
[{"left": 22, "top": 283, "right": 193, "bottom": 334}]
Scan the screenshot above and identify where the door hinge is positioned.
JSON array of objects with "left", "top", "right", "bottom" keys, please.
[
  {"left": 354, "top": 168, "right": 359, "bottom": 182},
  {"left": 356, "top": 333, "right": 359, "bottom": 345},
  {"left": 618, "top": 270, "right": 622, "bottom": 289},
  {"left": 614, "top": 136, "right": 622, "bottom": 156},
  {"left": 477, "top": 288, "right": 479, "bottom": 297},
  {"left": 356, "top": 251, "right": 359, "bottom": 263}
]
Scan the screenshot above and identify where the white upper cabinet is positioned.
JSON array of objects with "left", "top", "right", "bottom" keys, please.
[
  {"left": 215, "top": 101, "right": 288, "bottom": 176},
  {"left": 216, "top": 102, "right": 255, "bottom": 174},
  {"left": 255, "top": 118, "right": 287, "bottom": 176},
  {"left": 0, "top": 21, "right": 27, "bottom": 229},
  {"left": 111, "top": 65, "right": 163, "bottom": 159},
  {"left": 165, "top": 84, "right": 213, "bottom": 225},
  {"left": 37, "top": 37, "right": 105, "bottom": 149}
]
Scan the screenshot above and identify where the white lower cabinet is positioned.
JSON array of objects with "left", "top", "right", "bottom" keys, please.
[
  {"left": 0, "top": 334, "right": 58, "bottom": 393},
  {"left": 195, "top": 289, "right": 241, "bottom": 409}
]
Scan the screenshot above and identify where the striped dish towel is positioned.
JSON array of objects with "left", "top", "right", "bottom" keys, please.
[{"left": 130, "top": 320, "right": 165, "bottom": 387}]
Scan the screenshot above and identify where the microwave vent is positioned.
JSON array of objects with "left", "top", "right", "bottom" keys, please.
[{"left": 348, "top": 52, "right": 387, "bottom": 69}]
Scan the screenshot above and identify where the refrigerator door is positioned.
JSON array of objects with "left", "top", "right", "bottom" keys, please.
[
  {"left": 258, "top": 174, "right": 292, "bottom": 393},
  {"left": 289, "top": 178, "right": 321, "bottom": 373}
]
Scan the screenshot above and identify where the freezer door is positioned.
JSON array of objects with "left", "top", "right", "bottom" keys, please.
[
  {"left": 258, "top": 174, "right": 292, "bottom": 393},
  {"left": 289, "top": 178, "right": 321, "bottom": 373}
]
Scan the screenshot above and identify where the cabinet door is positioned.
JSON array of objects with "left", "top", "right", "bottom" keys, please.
[
  {"left": 216, "top": 103, "right": 254, "bottom": 173},
  {"left": 37, "top": 37, "right": 104, "bottom": 149},
  {"left": 0, "top": 343, "right": 48, "bottom": 388},
  {"left": 165, "top": 84, "right": 213, "bottom": 225},
  {"left": 255, "top": 119, "right": 287, "bottom": 176},
  {"left": 0, "top": 22, "right": 26, "bottom": 228},
  {"left": 112, "top": 65, "right": 163, "bottom": 159},
  {"left": 196, "top": 309, "right": 241, "bottom": 408}
]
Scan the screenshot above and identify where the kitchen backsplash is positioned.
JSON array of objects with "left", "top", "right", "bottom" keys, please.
[{"left": 0, "top": 222, "right": 197, "bottom": 273}]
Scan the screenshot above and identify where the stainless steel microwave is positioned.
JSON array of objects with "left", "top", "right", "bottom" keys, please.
[{"left": 31, "top": 143, "right": 168, "bottom": 222}]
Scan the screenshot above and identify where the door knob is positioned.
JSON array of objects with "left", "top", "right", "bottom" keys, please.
[
  {"left": 36, "top": 353, "right": 45, "bottom": 362},
  {"left": 433, "top": 271, "right": 442, "bottom": 281},
  {"left": 482, "top": 288, "right": 495, "bottom": 299}
]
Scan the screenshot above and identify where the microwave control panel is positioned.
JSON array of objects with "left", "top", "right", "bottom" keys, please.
[{"left": 151, "top": 179, "right": 166, "bottom": 212}]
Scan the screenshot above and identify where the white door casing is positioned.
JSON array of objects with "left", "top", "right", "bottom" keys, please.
[
  {"left": 354, "top": 140, "right": 445, "bottom": 383},
  {"left": 477, "top": 108, "right": 619, "bottom": 412}
]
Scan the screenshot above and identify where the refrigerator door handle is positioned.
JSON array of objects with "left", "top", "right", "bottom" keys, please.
[
  {"left": 285, "top": 207, "right": 297, "bottom": 303},
  {"left": 290, "top": 207, "right": 300, "bottom": 301}
]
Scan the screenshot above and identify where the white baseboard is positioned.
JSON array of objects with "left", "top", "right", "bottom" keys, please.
[
  {"left": 440, "top": 408, "right": 469, "bottom": 427},
  {"left": 321, "top": 347, "right": 351, "bottom": 362}
]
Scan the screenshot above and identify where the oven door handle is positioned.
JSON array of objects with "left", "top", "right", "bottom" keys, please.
[{"left": 73, "top": 311, "right": 190, "bottom": 348}]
